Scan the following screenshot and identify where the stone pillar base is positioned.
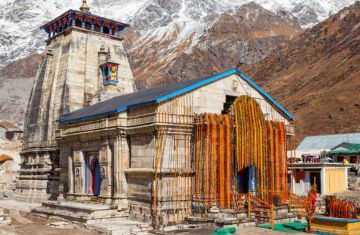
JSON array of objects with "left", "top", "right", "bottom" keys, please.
[{"left": 12, "top": 189, "right": 51, "bottom": 203}]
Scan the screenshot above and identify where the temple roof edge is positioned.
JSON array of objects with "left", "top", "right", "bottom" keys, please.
[{"left": 40, "top": 9, "right": 130, "bottom": 30}]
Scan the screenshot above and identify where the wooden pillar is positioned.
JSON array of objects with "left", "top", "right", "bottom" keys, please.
[
  {"left": 46, "top": 27, "right": 51, "bottom": 38},
  {"left": 118, "top": 25, "right": 126, "bottom": 36},
  {"left": 59, "top": 20, "right": 64, "bottom": 31},
  {"left": 66, "top": 16, "right": 70, "bottom": 28},
  {"left": 53, "top": 24, "right": 56, "bottom": 35},
  {"left": 100, "top": 21, "right": 104, "bottom": 33},
  {"left": 91, "top": 19, "right": 95, "bottom": 31},
  {"left": 109, "top": 23, "right": 113, "bottom": 35},
  {"left": 344, "top": 167, "right": 348, "bottom": 191},
  {"left": 71, "top": 12, "right": 76, "bottom": 26},
  {"left": 321, "top": 168, "right": 325, "bottom": 195}
]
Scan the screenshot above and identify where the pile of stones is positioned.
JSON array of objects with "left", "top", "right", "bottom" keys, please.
[
  {"left": 0, "top": 208, "right": 11, "bottom": 225},
  {"left": 348, "top": 175, "right": 360, "bottom": 191}
]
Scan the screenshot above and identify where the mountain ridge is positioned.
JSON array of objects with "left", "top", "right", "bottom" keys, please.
[{"left": 245, "top": 1, "right": 360, "bottom": 142}]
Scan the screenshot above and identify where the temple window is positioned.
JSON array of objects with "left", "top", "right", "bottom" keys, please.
[
  {"left": 75, "top": 19, "right": 82, "bottom": 28},
  {"left": 103, "top": 26, "right": 110, "bottom": 34},
  {"left": 94, "top": 24, "right": 100, "bottom": 32},
  {"left": 112, "top": 27, "right": 117, "bottom": 35},
  {"left": 85, "top": 22, "right": 92, "bottom": 30},
  {"left": 100, "top": 62, "right": 119, "bottom": 86}
]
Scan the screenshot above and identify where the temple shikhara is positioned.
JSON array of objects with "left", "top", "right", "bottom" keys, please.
[
  {"left": 15, "top": 0, "right": 298, "bottom": 230},
  {"left": 15, "top": 0, "right": 135, "bottom": 202}
]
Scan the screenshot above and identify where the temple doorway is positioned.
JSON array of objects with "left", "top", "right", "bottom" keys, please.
[{"left": 84, "top": 152, "right": 102, "bottom": 196}]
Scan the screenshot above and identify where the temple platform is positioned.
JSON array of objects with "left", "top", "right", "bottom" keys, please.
[
  {"left": 312, "top": 216, "right": 360, "bottom": 235},
  {"left": 32, "top": 200, "right": 128, "bottom": 225},
  {"left": 187, "top": 206, "right": 297, "bottom": 229}
]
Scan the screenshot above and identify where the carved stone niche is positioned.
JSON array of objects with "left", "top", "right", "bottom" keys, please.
[
  {"left": 75, "top": 167, "right": 80, "bottom": 177},
  {"left": 50, "top": 151, "right": 60, "bottom": 168},
  {"left": 100, "top": 166, "right": 109, "bottom": 194},
  {"left": 101, "top": 167, "right": 106, "bottom": 179},
  {"left": 21, "top": 155, "right": 27, "bottom": 165},
  {"left": 43, "top": 153, "right": 52, "bottom": 166},
  {"left": 74, "top": 166, "right": 83, "bottom": 193}
]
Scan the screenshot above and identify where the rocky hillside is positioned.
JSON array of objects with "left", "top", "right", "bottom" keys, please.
[
  {"left": 0, "top": 54, "right": 41, "bottom": 79},
  {"left": 0, "top": 78, "right": 34, "bottom": 126},
  {"left": 246, "top": 2, "right": 360, "bottom": 143},
  {"left": 128, "top": 3, "right": 303, "bottom": 88}
]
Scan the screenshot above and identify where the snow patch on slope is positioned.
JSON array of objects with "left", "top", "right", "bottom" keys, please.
[{"left": 0, "top": 0, "right": 357, "bottom": 69}]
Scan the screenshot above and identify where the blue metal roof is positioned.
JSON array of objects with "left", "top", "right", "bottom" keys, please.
[
  {"left": 58, "top": 68, "right": 295, "bottom": 123},
  {"left": 297, "top": 133, "right": 360, "bottom": 152}
]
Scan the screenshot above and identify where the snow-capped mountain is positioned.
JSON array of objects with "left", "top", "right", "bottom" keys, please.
[
  {"left": 218, "top": 0, "right": 357, "bottom": 25},
  {"left": 129, "top": 2, "right": 304, "bottom": 88},
  {"left": 0, "top": 0, "right": 357, "bottom": 70}
]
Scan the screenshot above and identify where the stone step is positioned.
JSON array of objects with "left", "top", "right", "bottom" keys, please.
[
  {"left": 41, "top": 200, "right": 118, "bottom": 214},
  {"left": 86, "top": 218, "right": 152, "bottom": 235},
  {"left": 255, "top": 213, "right": 297, "bottom": 225},
  {"left": 33, "top": 207, "right": 127, "bottom": 224},
  {"left": 32, "top": 201, "right": 128, "bottom": 224}
]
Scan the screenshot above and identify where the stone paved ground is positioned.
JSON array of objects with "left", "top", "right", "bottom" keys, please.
[
  {"left": 0, "top": 210, "right": 101, "bottom": 235},
  {"left": 0, "top": 199, "right": 40, "bottom": 212},
  {"left": 0, "top": 199, "right": 313, "bottom": 235},
  {"left": 0, "top": 199, "right": 100, "bottom": 235},
  {"left": 162, "top": 226, "right": 311, "bottom": 235},
  {"left": 234, "top": 226, "right": 310, "bottom": 235}
]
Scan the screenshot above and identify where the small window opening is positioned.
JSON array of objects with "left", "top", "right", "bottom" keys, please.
[{"left": 222, "top": 95, "right": 237, "bottom": 114}]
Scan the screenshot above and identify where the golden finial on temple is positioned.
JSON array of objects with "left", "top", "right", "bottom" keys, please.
[{"left": 80, "top": 0, "right": 90, "bottom": 13}]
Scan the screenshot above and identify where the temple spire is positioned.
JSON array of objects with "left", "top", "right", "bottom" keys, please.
[{"left": 80, "top": 0, "right": 91, "bottom": 13}]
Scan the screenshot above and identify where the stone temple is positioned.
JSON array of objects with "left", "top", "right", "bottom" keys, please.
[
  {"left": 15, "top": 0, "right": 135, "bottom": 202},
  {"left": 16, "top": 1, "right": 296, "bottom": 230}
]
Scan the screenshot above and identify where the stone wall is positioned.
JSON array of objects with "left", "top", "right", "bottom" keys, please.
[
  {"left": 0, "top": 208, "right": 11, "bottom": 225},
  {"left": 191, "top": 74, "right": 289, "bottom": 124},
  {"left": 129, "top": 134, "right": 155, "bottom": 168},
  {"left": 57, "top": 124, "right": 129, "bottom": 207}
]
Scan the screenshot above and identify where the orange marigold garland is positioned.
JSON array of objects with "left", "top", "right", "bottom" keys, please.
[
  {"left": 193, "top": 95, "right": 289, "bottom": 210},
  {"left": 193, "top": 113, "right": 234, "bottom": 209}
]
